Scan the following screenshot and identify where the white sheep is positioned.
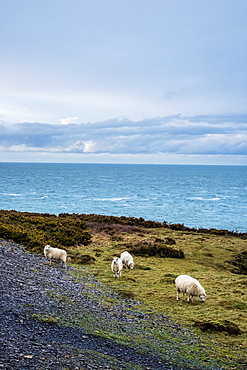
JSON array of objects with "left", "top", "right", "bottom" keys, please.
[
  {"left": 175, "top": 275, "right": 206, "bottom": 302},
  {"left": 111, "top": 257, "right": 123, "bottom": 278},
  {"left": 120, "top": 251, "right": 134, "bottom": 269},
  {"left": 44, "top": 245, "right": 67, "bottom": 269}
]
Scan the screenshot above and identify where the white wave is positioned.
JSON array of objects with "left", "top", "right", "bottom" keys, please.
[
  {"left": 95, "top": 197, "right": 130, "bottom": 201},
  {"left": 99, "top": 178, "right": 115, "bottom": 182},
  {"left": 2, "top": 193, "right": 22, "bottom": 197},
  {"left": 189, "top": 197, "right": 221, "bottom": 201}
]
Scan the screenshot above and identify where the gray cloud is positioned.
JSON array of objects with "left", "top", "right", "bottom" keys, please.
[{"left": 0, "top": 115, "right": 246, "bottom": 156}]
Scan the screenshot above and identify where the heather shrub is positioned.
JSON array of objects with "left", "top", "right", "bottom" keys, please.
[
  {"left": 87, "top": 222, "right": 147, "bottom": 236},
  {"left": 0, "top": 210, "right": 91, "bottom": 253},
  {"left": 126, "top": 238, "right": 184, "bottom": 258}
]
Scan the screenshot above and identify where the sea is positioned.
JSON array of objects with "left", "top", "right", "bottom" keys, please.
[{"left": 0, "top": 162, "right": 246, "bottom": 233}]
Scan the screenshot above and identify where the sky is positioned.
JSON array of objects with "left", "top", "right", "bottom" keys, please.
[{"left": 0, "top": 0, "right": 247, "bottom": 165}]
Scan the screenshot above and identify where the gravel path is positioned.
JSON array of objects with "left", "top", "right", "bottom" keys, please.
[{"left": 0, "top": 240, "right": 223, "bottom": 370}]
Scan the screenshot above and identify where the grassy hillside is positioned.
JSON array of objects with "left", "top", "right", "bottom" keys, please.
[
  {"left": 0, "top": 210, "right": 246, "bottom": 368},
  {"left": 68, "top": 221, "right": 247, "bottom": 368}
]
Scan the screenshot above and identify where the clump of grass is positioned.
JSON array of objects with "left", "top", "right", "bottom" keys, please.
[
  {"left": 227, "top": 250, "right": 247, "bottom": 274},
  {"left": 116, "top": 289, "right": 136, "bottom": 300},
  {"left": 69, "top": 252, "right": 96, "bottom": 264},
  {"left": 194, "top": 320, "right": 242, "bottom": 335},
  {"left": 138, "top": 265, "right": 151, "bottom": 270},
  {"left": 32, "top": 313, "right": 58, "bottom": 324}
]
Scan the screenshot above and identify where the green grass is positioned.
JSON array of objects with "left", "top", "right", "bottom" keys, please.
[
  {"left": 32, "top": 313, "right": 59, "bottom": 324},
  {"left": 1, "top": 210, "right": 246, "bottom": 368},
  {"left": 67, "top": 226, "right": 247, "bottom": 368}
]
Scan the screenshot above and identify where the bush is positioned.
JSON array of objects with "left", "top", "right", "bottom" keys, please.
[
  {"left": 125, "top": 238, "right": 184, "bottom": 258},
  {"left": 87, "top": 222, "right": 147, "bottom": 236},
  {"left": 70, "top": 214, "right": 164, "bottom": 229},
  {"left": 0, "top": 210, "right": 91, "bottom": 253}
]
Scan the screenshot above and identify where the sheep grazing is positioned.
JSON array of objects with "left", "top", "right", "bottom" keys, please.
[
  {"left": 175, "top": 274, "right": 206, "bottom": 302},
  {"left": 120, "top": 251, "right": 134, "bottom": 269},
  {"left": 44, "top": 245, "right": 67, "bottom": 269},
  {"left": 111, "top": 257, "right": 123, "bottom": 278}
]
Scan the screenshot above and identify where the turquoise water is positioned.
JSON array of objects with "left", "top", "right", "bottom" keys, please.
[{"left": 0, "top": 163, "right": 246, "bottom": 232}]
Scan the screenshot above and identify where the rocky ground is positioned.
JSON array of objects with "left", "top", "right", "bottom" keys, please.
[{"left": 0, "top": 240, "right": 226, "bottom": 370}]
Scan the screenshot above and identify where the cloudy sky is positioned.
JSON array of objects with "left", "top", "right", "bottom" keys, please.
[{"left": 0, "top": 0, "right": 247, "bottom": 164}]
